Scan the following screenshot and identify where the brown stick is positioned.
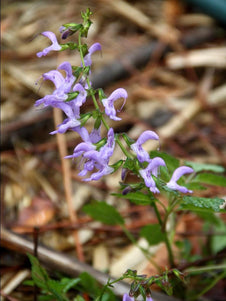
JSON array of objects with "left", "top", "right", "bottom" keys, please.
[
  {"left": 0, "top": 227, "right": 178, "bottom": 301},
  {"left": 53, "top": 108, "right": 84, "bottom": 262}
]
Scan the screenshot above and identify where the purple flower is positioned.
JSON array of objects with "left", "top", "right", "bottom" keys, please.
[
  {"left": 166, "top": 166, "right": 194, "bottom": 193},
  {"left": 139, "top": 157, "right": 166, "bottom": 194},
  {"left": 35, "top": 62, "right": 75, "bottom": 107},
  {"left": 66, "top": 128, "right": 115, "bottom": 181},
  {"left": 84, "top": 43, "right": 102, "bottom": 66},
  {"left": 102, "top": 88, "right": 128, "bottom": 121},
  {"left": 35, "top": 61, "right": 91, "bottom": 134},
  {"left": 122, "top": 294, "right": 153, "bottom": 301},
  {"left": 131, "top": 131, "right": 159, "bottom": 163},
  {"left": 37, "top": 31, "right": 62, "bottom": 57},
  {"left": 123, "top": 294, "right": 134, "bottom": 301},
  {"left": 59, "top": 26, "right": 74, "bottom": 39}
]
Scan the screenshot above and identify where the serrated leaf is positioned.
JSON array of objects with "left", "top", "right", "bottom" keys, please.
[
  {"left": 193, "top": 173, "right": 226, "bottom": 187},
  {"left": 27, "top": 253, "right": 49, "bottom": 291},
  {"left": 27, "top": 254, "right": 69, "bottom": 301},
  {"left": 60, "top": 278, "right": 81, "bottom": 293},
  {"left": 140, "top": 224, "right": 165, "bottom": 245},
  {"left": 180, "top": 196, "right": 224, "bottom": 212},
  {"left": 123, "top": 157, "right": 136, "bottom": 171},
  {"left": 186, "top": 161, "right": 225, "bottom": 173},
  {"left": 83, "top": 202, "right": 124, "bottom": 225},
  {"left": 112, "top": 191, "right": 155, "bottom": 205}
]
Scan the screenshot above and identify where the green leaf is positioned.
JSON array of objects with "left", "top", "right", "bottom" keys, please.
[
  {"left": 185, "top": 182, "right": 206, "bottom": 191},
  {"left": 193, "top": 173, "right": 226, "bottom": 187},
  {"left": 211, "top": 220, "right": 226, "bottom": 254},
  {"left": 79, "top": 272, "right": 100, "bottom": 297},
  {"left": 180, "top": 196, "right": 224, "bottom": 212},
  {"left": 83, "top": 202, "right": 124, "bottom": 225},
  {"left": 73, "top": 296, "right": 85, "bottom": 301},
  {"left": 60, "top": 277, "right": 81, "bottom": 293},
  {"left": 123, "top": 157, "right": 137, "bottom": 171},
  {"left": 122, "top": 133, "right": 135, "bottom": 146},
  {"left": 112, "top": 191, "right": 155, "bottom": 205},
  {"left": 109, "top": 160, "right": 124, "bottom": 172},
  {"left": 140, "top": 224, "right": 165, "bottom": 245},
  {"left": 186, "top": 161, "right": 225, "bottom": 173},
  {"left": 27, "top": 254, "right": 69, "bottom": 301},
  {"left": 195, "top": 211, "right": 221, "bottom": 225},
  {"left": 27, "top": 253, "right": 50, "bottom": 291}
]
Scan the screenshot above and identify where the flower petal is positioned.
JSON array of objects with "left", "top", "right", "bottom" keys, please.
[
  {"left": 102, "top": 88, "right": 128, "bottom": 121},
  {"left": 37, "top": 31, "right": 62, "bottom": 57},
  {"left": 166, "top": 166, "right": 194, "bottom": 193},
  {"left": 131, "top": 130, "right": 159, "bottom": 163},
  {"left": 123, "top": 294, "right": 134, "bottom": 301},
  {"left": 84, "top": 42, "right": 102, "bottom": 66},
  {"left": 136, "top": 130, "right": 159, "bottom": 145},
  {"left": 42, "top": 70, "right": 65, "bottom": 89}
]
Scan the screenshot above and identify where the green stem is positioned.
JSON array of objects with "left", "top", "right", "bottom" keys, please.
[
  {"left": 78, "top": 33, "right": 135, "bottom": 172},
  {"left": 152, "top": 201, "right": 162, "bottom": 226},
  {"left": 152, "top": 200, "right": 175, "bottom": 267},
  {"left": 115, "top": 135, "right": 133, "bottom": 158}
]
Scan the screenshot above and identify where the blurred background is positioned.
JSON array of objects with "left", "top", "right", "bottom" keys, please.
[{"left": 1, "top": 0, "right": 226, "bottom": 300}]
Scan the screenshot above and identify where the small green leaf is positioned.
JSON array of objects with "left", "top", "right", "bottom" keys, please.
[
  {"left": 112, "top": 191, "right": 155, "bottom": 205},
  {"left": 27, "top": 254, "right": 69, "bottom": 301},
  {"left": 110, "top": 160, "right": 124, "bottom": 172},
  {"left": 180, "top": 196, "right": 224, "bottom": 212},
  {"left": 74, "top": 296, "right": 85, "bottom": 301},
  {"left": 27, "top": 253, "right": 49, "bottom": 291},
  {"left": 140, "top": 224, "right": 165, "bottom": 245},
  {"left": 196, "top": 211, "right": 221, "bottom": 225},
  {"left": 185, "top": 182, "right": 206, "bottom": 191},
  {"left": 211, "top": 220, "right": 226, "bottom": 254},
  {"left": 72, "top": 66, "right": 83, "bottom": 78},
  {"left": 83, "top": 202, "right": 124, "bottom": 225},
  {"left": 193, "top": 173, "right": 226, "bottom": 187},
  {"left": 122, "top": 133, "right": 135, "bottom": 146},
  {"left": 123, "top": 157, "right": 137, "bottom": 171},
  {"left": 186, "top": 161, "right": 225, "bottom": 173},
  {"left": 98, "top": 88, "right": 106, "bottom": 101},
  {"left": 60, "top": 278, "right": 81, "bottom": 293}
]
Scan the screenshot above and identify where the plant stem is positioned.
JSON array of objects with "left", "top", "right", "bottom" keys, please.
[
  {"left": 115, "top": 135, "right": 133, "bottom": 158},
  {"left": 152, "top": 200, "right": 175, "bottom": 267}
]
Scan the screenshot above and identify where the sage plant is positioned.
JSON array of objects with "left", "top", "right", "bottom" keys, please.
[{"left": 35, "top": 9, "right": 225, "bottom": 299}]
